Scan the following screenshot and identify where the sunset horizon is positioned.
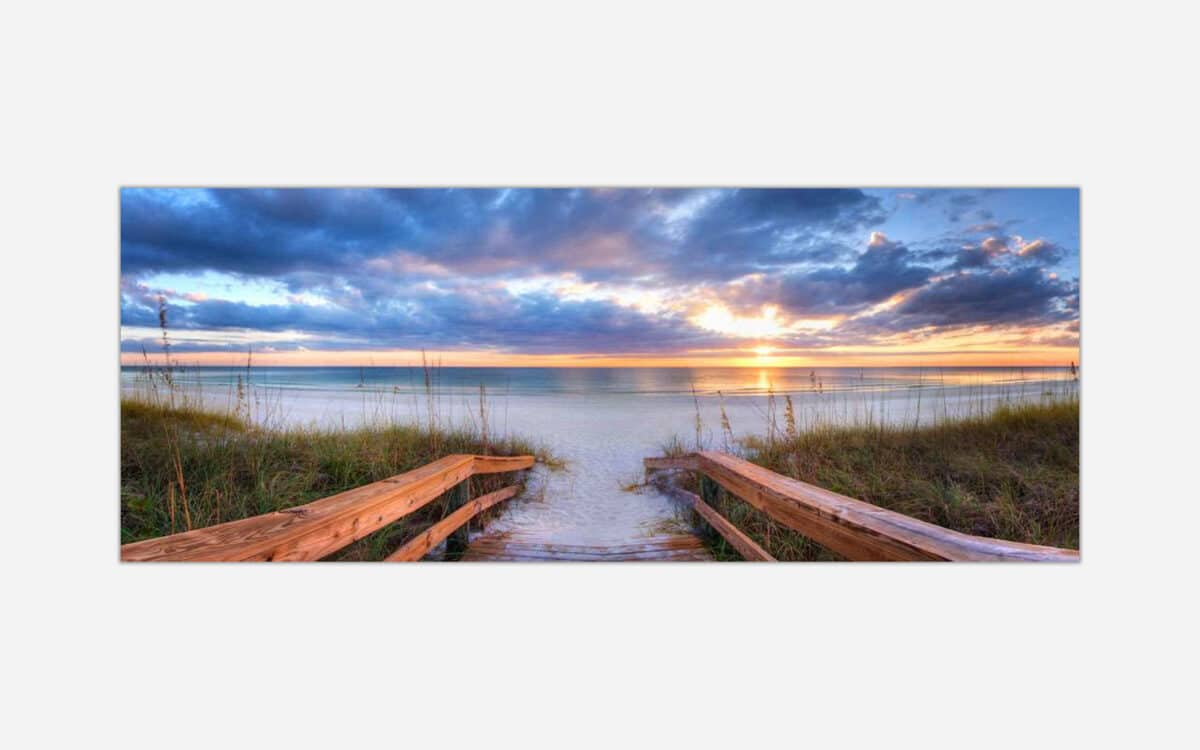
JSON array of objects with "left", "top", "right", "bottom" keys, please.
[
  {"left": 121, "top": 349, "right": 1078, "bottom": 369},
  {"left": 120, "top": 188, "right": 1080, "bottom": 368}
]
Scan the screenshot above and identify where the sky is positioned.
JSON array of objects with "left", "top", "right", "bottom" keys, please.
[{"left": 120, "top": 187, "right": 1080, "bottom": 367}]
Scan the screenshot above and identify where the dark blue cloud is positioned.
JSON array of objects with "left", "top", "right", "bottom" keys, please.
[
  {"left": 121, "top": 294, "right": 722, "bottom": 355},
  {"left": 671, "top": 189, "right": 886, "bottom": 278},
  {"left": 904, "top": 188, "right": 1004, "bottom": 224},
  {"left": 727, "top": 233, "right": 932, "bottom": 316},
  {"left": 120, "top": 188, "right": 1079, "bottom": 355},
  {"left": 950, "top": 236, "right": 1011, "bottom": 270},
  {"left": 121, "top": 188, "right": 488, "bottom": 276},
  {"left": 120, "top": 187, "right": 885, "bottom": 282},
  {"left": 851, "top": 267, "right": 1076, "bottom": 333}
]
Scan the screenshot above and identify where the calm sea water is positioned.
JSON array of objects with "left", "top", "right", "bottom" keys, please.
[
  {"left": 121, "top": 366, "right": 1077, "bottom": 545},
  {"left": 120, "top": 365, "right": 1073, "bottom": 397}
]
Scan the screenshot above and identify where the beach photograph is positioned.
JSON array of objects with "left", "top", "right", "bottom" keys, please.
[{"left": 119, "top": 187, "right": 1080, "bottom": 562}]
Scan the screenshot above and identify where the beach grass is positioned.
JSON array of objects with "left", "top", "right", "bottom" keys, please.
[
  {"left": 665, "top": 398, "right": 1080, "bottom": 561},
  {"left": 120, "top": 396, "right": 551, "bottom": 560}
]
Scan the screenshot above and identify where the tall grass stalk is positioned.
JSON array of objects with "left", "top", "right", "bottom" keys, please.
[
  {"left": 663, "top": 368, "right": 1079, "bottom": 560},
  {"left": 718, "top": 390, "right": 734, "bottom": 452},
  {"left": 784, "top": 394, "right": 797, "bottom": 440},
  {"left": 121, "top": 302, "right": 553, "bottom": 560}
]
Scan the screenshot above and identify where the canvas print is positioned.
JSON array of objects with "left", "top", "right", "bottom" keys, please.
[{"left": 119, "top": 188, "right": 1080, "bottom": 562}]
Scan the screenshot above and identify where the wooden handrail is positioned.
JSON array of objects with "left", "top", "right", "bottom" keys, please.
[
  {"left": 385, "top": 485, "right": 520, "bottom": 561},
  {"left": 121, "top": 454, "right": 534, "bottom": 562},
  {"left": 652, "top": 478, "right": 775, "bottom": 561},
  {"left": 645, "top": 451, "right": 1078, "bottom": 562}
]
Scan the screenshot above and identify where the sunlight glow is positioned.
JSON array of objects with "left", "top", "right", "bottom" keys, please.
[
  {"left": 692, "top": 304, "right": 786, "bottom": 338},
  {"left": 121, "top": 188, "right": 1080, "bottom": 369},
  {"left": 504, "top": 275, "right": 669, "bottom": 315},
  {"left": 790, "top": 317, "right": 838, "bottom": 331},
  {"left": 852, "top": 290, "right": 914, "bottom": 320},
  {"left": 122, "top": 343, "right": 1081, "bottom": 369}
]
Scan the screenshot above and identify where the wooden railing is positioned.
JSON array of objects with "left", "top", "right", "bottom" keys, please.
[
  {"left": 645, "top": 451, "right": 1079, "bottom": 562},
  {"left": 121, "top": 454, "right": 535, "bottom": 562}
]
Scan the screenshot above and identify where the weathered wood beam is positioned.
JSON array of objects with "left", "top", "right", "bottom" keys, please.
[
  {"left": 444, "top": 480, "right": 471, "bottom": 560},
  {"left": 645, "top": 450, "right": 1078, "bottom": 561},
  {"left": 656, "top": 481, "right": 775, "bottom": 561},
  {"left": 472, "top": 455, "right": 536, "bottom": 473},
  {"left": 385, "top": 485, "right": 521, "bottom": 562},
  {"left": 694, "top": 451, "right": 1078, "bottom": 562},
  {"left": 121, "top": 454, "right": 534, "bottom": 562}
]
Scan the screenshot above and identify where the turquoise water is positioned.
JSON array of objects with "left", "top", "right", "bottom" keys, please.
[{"left": 120, "top": 365, "right": 1074, "bottom": 397}]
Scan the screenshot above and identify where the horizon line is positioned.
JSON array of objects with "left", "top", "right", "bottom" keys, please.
[{"left": 121, "top": 355, "right": 1080, "bottom": 369}]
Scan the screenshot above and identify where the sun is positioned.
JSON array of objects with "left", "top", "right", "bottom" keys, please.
[
  {"left": 693, "top": 303, "right": 786, "bottom": 338},
  {"left": 753, "top": 345, "right": 776, "bottom": 359}
]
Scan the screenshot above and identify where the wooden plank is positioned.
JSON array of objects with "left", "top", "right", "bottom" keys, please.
[
  {"left": 461, "top": 531, "right": 713, "bottom": 562},
  {"left": 504, "top": 548, "right": 711, "bottom": 559},
  {"left": 461, "top": 546, "right": 712, "bottom": 562},
  {"left": 385, "top": 485, "right": 520, "bottom": 562},
  {"left": 467, "top": 539, "right": 707, "bottom": 555},
  {"left": 465, "top": 533, "right": 707, "bottom": 548},
  {"left": 444, "top": 480, "right": 471, "bottom": 559},
  {"left": 122, "top": 454, "right": 534, "bottom": 562},
  {"left": 657, "top": 483, "right": 775, "bottom": 561},
  {"left": 692, "top": 451, "right": 1078, "bottom": 562},
  {"left": 465, "top": 550, "right": 709, "bottom": 561},
  {"left": 472, "top": 455, "right": 536, "bottom": 473}
]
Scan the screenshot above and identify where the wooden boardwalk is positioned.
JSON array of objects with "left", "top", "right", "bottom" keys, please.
[
  {"left": 120, "top": 450, "right": 1078, "bottom": 563},
  {"left": 461, "top": 531, "right": 712, "bottom": 562}
]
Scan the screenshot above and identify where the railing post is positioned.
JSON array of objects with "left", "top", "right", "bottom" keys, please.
[
  {"left": 698, "top": 474, "right": 721, "bottom": 546},
  {"left": 445, "top": 480, "right": 470, "bottom": 560}
]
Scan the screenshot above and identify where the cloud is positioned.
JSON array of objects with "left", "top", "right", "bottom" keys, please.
[
  {"left": 980, "top": 237, "right": 1009, "bottom": 255},
  {"left": 120, "top": 187, "right": 886, "bottom": 285},
  {"left": 730, "top": 232, "right": 932, "bottom": 316},
  {"left": 903, "top": 189, "right": 1001, "bottom": 223},
  {"left": 966, "top": 221, "right": 1003, "bottom": 233},
  {"left": 120, "top": 188, "right": 1079, "bottom": 357},
  {"left": 122, "top": 277, "right": 722, "bottom": 355},
  {"left": 1015, "top": 238, "right": 1065, "bottom": 264},
  {"left": 854, "top": 267, "right": 1076, "bottom": 332},
  {"left": 951, "top": 235, "right": 1011, "bottom": 269}
]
